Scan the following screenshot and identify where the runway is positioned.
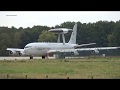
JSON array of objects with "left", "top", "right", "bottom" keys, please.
[
  {"left": 0, "top": 56, "right": 43, "bottom": 60},
  {"left": 0, "top": 56, "right": 84, "bottom": 60}
]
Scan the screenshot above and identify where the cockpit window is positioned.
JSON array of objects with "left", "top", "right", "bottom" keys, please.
[{"left": 24, "top": 46, "right": 32, "bottom": 49}]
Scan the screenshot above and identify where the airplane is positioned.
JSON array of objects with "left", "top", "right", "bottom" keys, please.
[
  {"left": 6, "top": 23, "right": 120, "bottom": 59},
  {"left": 6, "top": 23, "right": 96, "bottom": 59}
]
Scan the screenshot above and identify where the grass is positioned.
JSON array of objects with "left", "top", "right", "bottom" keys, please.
[{"left": 0, "top": 57, "right": 120, "bottom": 79}]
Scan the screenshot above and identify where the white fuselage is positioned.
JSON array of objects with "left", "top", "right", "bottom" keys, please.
[{"left": 24, "top": 42, "right": 76, "bottom": 56}]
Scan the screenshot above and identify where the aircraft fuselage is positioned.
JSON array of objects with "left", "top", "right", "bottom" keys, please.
[{"left": 24, "top": 42, "right": 76, "bottom": 56}]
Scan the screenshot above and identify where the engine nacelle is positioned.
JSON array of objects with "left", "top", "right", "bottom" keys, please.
[
  {"left": 9, "top": 51, "right": 25, "bottom": 56},
  {"left": 9, "top": 51, "right": 18, "bottom": 55},
  {"left": 71, "top": 51, "right": 79, "bottom": 56},
  {"left": 91, "top": 49, "right": 99, "bottom": 54},
  {"left": 18, "top": 51, "right": 26, "bottom": 56}
]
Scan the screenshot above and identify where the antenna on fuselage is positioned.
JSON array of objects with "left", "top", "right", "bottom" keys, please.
[{"left": 56, "top": 33, "right": 66, "bottom": 45}]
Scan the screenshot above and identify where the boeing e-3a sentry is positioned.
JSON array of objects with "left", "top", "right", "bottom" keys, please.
[
  {"left": 6, "top": 23, "right": 120, "bottom": 59},
  {"left": 6, "top": 23, "right": 96, "bottom": 59}
]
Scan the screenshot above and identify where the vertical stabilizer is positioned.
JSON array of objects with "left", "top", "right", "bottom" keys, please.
[{"left": 68, "top": 23, "right": 77, "bottom": 44}]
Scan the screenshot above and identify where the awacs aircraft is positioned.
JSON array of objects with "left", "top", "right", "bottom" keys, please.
[{"left": 6, "top": 23, "right": 120, "bottom": 59}]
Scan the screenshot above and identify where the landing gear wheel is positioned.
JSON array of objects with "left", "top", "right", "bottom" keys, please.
[
  {"left": 42, "top": 56, "right": 45, "bottom": 59},
  {"left": 30, "top": 55, "right": 33, "bottom": 59}
]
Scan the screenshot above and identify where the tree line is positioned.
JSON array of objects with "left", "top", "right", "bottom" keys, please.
[{"left": 0, "top": 20, "right": 120, "bottom": 56}]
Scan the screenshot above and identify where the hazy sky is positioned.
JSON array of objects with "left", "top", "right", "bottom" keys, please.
[{"left": 0, "top": 11, "right": 120, "bottom": 28}]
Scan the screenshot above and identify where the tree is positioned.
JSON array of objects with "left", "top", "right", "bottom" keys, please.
[
  {"left": 107, "top": 34, "right": 115, "bottom": 46},
  {"left": 19, "top": 31, "right": 31, "bottom": 48},
  {"left": 0, "top": 33, "right": 13, "bottom": 55},
  {"left": 13, "top": 32, "right": 22, "bottom": 48},
  {"left": 38, "top": 30, "right": 56, "bottom": 42}
]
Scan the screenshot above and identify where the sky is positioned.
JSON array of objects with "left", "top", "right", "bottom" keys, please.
[{"left": 0, "top": 11, "right": 120, "bottom": 28}]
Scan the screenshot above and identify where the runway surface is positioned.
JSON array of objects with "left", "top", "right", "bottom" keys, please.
[
  {"left": 0, "top": 56, "right": 55, "bottom": 60},
  {"left": 0, "top": 56, "right": 85, "bottom": 60}
]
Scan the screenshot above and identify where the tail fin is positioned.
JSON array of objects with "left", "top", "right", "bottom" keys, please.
[{"left": 68, "top": 23, "right": 77, "bottom": 44}]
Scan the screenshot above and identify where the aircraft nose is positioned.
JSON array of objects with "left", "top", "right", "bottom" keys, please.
[
  {"left": 24, "top": 46, "right": 31, "bottom": 54},
  {"left": 24, "top": 47, "right": 32, "bottom": 55},
  {"left": 24, "top": 48, "right": 28, "bottom": 54}
]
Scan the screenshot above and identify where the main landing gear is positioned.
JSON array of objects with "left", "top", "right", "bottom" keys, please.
[
  {"left": 30, "top": 55, "right": 33, "bottom": 59},
  {"left": 42, "top": 56, "right": 45, "bottom": 59},
  {"left": 29, "top": 55, "right": 47, "bottom": 59}
]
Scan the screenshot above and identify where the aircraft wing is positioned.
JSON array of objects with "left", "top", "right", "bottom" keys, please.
[
  {"left": 77, "top": 47, "right": 120, "bottom": 54},
  {"left": 47, "top": 49, "right": 80, "bottom": 56},
  {"left": 74, "top": 43, "right": 96, "bottom": 48},
  {"left": 78, "top": 47, "right": 120, "bottom": 51},
  {"left": 47, "top": 49, "right": 75, "bottom": 53},
  {"left": 6, "top": 48, "right": 24, "bottom": 52},
  {"left": 6, "top": 48, "right": 25, "bottom": 56},
  {"left": 47, "top": 47, "right": 120, "bottom": 55}
]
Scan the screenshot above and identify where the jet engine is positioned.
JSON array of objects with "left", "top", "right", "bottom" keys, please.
[
  {"left": 9, "top": 51, "right": 17, "bottom": 55},
  {"left": 9, "top": 51, "right": 25, "bottom": 56},
  {"left": 18, "top": 51, "right": 26, "bottom": 56},
  {"left": 91, "top": 49, "right": 99, "bottom": 54},
  {"left": 71, "top": 51, "right": 79, "bottom": 56}
]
